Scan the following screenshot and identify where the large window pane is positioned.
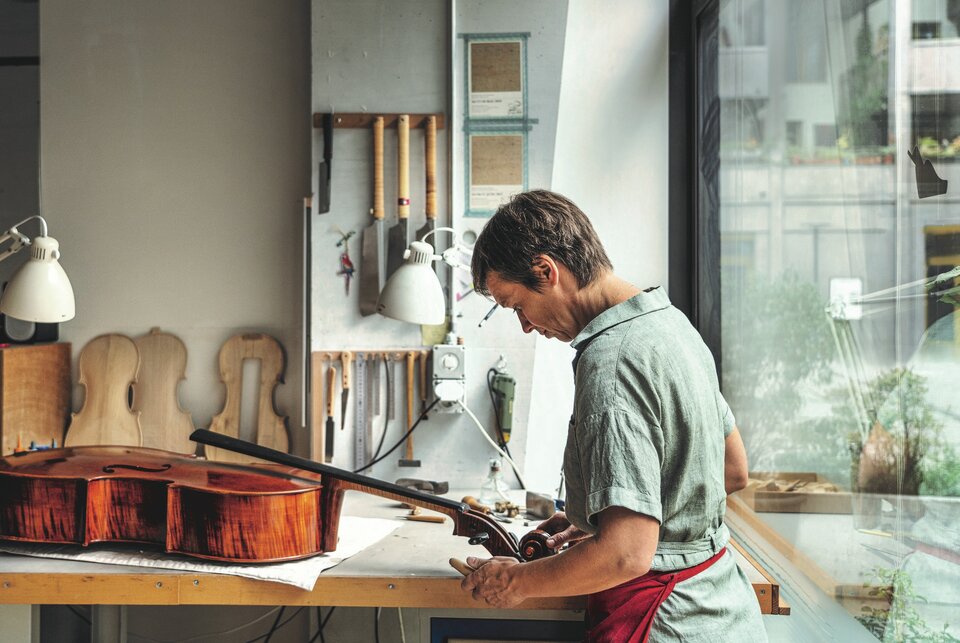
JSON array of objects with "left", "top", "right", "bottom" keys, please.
[{"left": 719, "top": 0, "right": 960, "bottom": 640}]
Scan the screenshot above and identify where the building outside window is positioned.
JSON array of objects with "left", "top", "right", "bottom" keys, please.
[{"left": 714, "top": 0, "right": 960, "bottom": 640}]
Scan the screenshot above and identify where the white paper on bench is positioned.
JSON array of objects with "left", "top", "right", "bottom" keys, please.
[{"left": 0, "top": 516, "right": 399, "bottom": 591}]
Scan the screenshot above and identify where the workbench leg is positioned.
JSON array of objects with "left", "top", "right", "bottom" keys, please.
[
  {"left": 0, "top": 605, "right": 39, "bottom": 642},
  {"left": 91, "top": 605, "right": 127, "bottom": 643}
]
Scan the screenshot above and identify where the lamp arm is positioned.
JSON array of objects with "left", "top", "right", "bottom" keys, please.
[{"left": 0, "top": 215, "right": 49, "bottom": 263}]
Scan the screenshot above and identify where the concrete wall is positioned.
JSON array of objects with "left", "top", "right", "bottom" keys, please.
[
  {"left": 40, "top": 0, "right": 311, "bottom": 454},
  {"left": 37, "top": 1, "right": 312, "bottom": 640}
]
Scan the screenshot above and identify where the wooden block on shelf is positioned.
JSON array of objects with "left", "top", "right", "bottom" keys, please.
[
  {"left": 739, "top": 471, "right": 852, "bottom": 514},
  {"left": 0, "top": 343, "right": 71, "bottom": 454}
]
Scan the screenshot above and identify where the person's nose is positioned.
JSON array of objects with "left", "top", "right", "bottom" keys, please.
[{"left": 517, "top": 311, "right": 534, "bottom": 334}]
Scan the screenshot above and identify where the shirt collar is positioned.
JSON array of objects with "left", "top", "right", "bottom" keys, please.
[{"left": 571, "top": 287, "right": 672, "bottom": 351}]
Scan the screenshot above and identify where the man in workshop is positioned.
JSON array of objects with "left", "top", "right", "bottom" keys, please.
[{"left": 462, "top": 190, "right": 766, "bottom": 642}]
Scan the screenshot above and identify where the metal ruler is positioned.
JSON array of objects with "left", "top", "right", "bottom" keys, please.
[{"left": 354, "top": 353, "right": 367, "bottom": 471}]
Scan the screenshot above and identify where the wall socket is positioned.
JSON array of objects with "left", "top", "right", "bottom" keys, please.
[{"left": 431, "top": 344, "right": 465, "bottom": 413}]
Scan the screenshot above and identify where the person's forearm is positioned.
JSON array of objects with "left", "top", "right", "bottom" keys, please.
[{"left": 511, "top": 535, "right": 652, "bottom": 598}]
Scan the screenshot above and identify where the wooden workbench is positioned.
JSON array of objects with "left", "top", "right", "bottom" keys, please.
[{"left": 0, "top": 493, "right": 787, "bottom": 614}]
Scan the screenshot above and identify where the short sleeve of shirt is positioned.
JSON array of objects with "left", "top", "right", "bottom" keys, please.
[
  {"left": 574, "top": 409, "right": 664, "bottom": 528},
  {"left": 717, "top": 391, "right": 736, "bottom": 437}
]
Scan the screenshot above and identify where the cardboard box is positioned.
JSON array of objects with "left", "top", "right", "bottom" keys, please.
[{"left": 739, "top": 472, "right": 852, "bottom": 514}]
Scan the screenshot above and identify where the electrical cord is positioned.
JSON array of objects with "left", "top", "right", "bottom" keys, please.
[
  {"left": 354, "top": 398, "right": 440, "bottom": 473},
  {"left": 260, "top": 606, "right": 285, "bottom": 643},
  {"left": 245, "top": 607, "right": 304, "bottom": 643},
  {"left": 306, "top": 606, "right": 336, "bottom": 643},
  {"left": 375, "top": 607, "right": 381, "bottom": 643},
  {"left": 127, "top": 607, "right": 285, "bottom": 643},
  {"left": 67, "top": 605, "right": 91, "bottom": 626},
  {"left": 486, "top": 368, "right": 525, "bottom": 489},
  {"left": 459, "top": 401, "right": 527, "bottom": 489}
]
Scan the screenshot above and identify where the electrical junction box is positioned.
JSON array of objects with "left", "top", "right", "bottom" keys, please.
[{"left": 431, "top": 344, "right": 465, "bottom": 413}]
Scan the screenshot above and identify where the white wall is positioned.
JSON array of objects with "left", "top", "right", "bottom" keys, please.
[
  {"left": 310, "top": 0, "right": 669, "bottom": 496},
  {"left": 524, "top": 0, "right": 671, "bottom": 492},
  {"left": 40, "top": 0, "right": 311, "bottom": 455}
]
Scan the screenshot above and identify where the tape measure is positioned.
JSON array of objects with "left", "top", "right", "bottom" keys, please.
[{"left": 354, "top": 353, "right": 367, "bottom": 471}]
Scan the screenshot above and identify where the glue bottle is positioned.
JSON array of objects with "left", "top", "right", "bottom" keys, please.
[{"left": 479, "top": 458, "right": 509, "bottom": 504}]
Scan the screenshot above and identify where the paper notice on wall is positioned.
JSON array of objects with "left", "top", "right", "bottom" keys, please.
[
  {"left": 470, "top": 92, "right": 523, "bottom": 118},
  {"left": 469, "top": 134, "right": 523, "bottom": 212},
  {"left": 469, "top": 40, "right": 523, "bottom": 118},
  {"left": 470, "top": 185, "right": 522, "bottom": 211}
]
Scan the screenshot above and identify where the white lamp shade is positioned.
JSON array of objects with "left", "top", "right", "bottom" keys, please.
[
  {"left": 0, "top": 236, "right": 76, "bottom": 323},
  {"left": 377, "top": 241, "right": 445, "bottom": 324}
]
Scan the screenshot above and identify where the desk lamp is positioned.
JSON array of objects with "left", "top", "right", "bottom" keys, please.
[
  {"left": 376, "top": 227, "right": 471, "bottom": 327},
  {"left": 0, "top": 215, "right": 75, "bottom": 323}
]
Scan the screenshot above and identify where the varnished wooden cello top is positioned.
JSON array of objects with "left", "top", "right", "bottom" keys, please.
[
  {"left": 0, "top": 446, "right": 321, "bottom": 492},
  {"left": 0, "top": 446, "right": 325, "bottom": 563}
]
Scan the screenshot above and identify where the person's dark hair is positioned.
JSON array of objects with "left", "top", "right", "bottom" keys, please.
[{"left": 471, "top": 190, "right": 613, "bottom": 296}]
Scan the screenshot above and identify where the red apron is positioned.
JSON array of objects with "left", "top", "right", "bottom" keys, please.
[{"left": 585, "top": 547, "right": 728, "bottom": 643}]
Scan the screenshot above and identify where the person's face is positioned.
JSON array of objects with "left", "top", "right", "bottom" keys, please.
[{"left": 486, "top": 270, "right": 575, "bottom": 342}]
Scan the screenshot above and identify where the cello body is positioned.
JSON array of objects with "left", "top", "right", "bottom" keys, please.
[
  {"left": 0, "top": 436, "right": 526, "bottom": 564},
  {"left": 0, "top": 446, "right": 325, "bottom": 563}
]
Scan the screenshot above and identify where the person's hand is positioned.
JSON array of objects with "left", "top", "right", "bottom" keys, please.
[
  {"left": 538, "top": 511, "right": 590, "bottom": 550},
  {"left": 460, "top": 556, "right": 524, "bottom": 608}
]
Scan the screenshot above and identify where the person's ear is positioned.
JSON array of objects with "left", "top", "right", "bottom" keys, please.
[{"left": 531, "top": 255, "right": 560, "bottom": 287}]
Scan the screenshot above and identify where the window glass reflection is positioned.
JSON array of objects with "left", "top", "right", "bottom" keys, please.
[{"left": 719, "top": 1, "right": 960, "bottom": 639}]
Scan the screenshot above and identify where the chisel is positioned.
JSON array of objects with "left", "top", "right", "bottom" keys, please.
[
  {"left": 399, "top": 350, "right": 421, "bottom": 467},
  {"left": 324, "top": 364, "right": 336, "bottom": 462},
  {"left": 340, "top": 351, "right": 353, "bottom": 432}
]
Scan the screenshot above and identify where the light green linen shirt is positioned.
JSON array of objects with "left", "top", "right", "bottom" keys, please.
[{"left": 564, "top": 287, "right": 766, "bottom": 642}]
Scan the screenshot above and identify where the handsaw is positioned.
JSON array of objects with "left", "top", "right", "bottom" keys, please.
[
  {"left": 416, "top": 115, "right": 438, "bottom": 245},
  {"left": 386, "top": 114, "right": 411, "bottom": 279},
  {"left": 316, "top": 113, "right": 333, "bottom": 214},
  {"left": 358, "top": 116, "right": 385, "bottom": 316}
]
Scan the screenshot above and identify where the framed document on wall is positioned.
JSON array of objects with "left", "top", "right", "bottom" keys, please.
[
  {"left": 467, "top": 132, "right": 525, "bottom": 215},
  {"left": 468, "top": 37, "right": 526, "bottom": 118}
]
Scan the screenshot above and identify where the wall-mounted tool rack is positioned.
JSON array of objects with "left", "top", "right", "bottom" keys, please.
[
  {"left": 311, "top": 349, "right": 431, "bottom": 469},
  {"left": 312, "top": 113, "right": 445, "bottom": 130}
]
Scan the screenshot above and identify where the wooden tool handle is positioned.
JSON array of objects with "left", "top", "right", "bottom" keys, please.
[
  {"left": 405, "top": 351, "right": 416, "bottom": 429},
  {"left": 449, "top": 558, "right": 476, "bottom": 576},
  {"left": 419, "top": 350, "right": 428, "bottom": 403},
  {"left": 398, "top": 114, "right": 410, "bottom": 219},
  {"left": 373, "top": 116, "right": 385, "bottom": 221},
  {"left": 341, "top": 351, "right": 353, "bottom": 390},
  {"left": 461, "top": 495, "right": 492, "bottom": 514},
  {"left": 425, "top": 115, "right": 437, "bottom": 220},
  {"left": 326, "top": 365, "right": 336, "bottom": 416},
  {"left": 405, "top": 514, "right": 446, "bottom": 524}
]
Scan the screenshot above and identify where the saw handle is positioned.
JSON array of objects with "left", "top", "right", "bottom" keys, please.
[
  {"left": 398, "top": 114, "right": 410, "bottom": 219},
  {"left": 373, "top": 116, "right": 385, "bottom": 221},
  {"left": 326, "top": 365, "right": 337, "bottom": 417},
  {"left": 425, "top": 115, "right": 437, "bottom": 220},
  {"left": 341, "top": 351, "right": 353, "bottom": 392}
]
